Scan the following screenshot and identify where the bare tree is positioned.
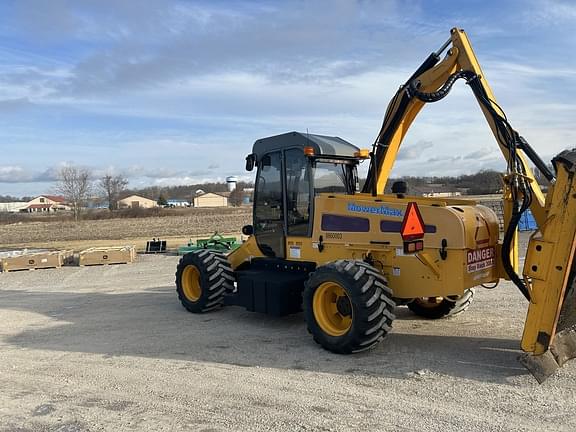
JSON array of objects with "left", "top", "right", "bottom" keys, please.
[
  {"left": 228, "top": 187, "right": 244, "bottom": 206},
  {"left": 56, "top": 166, "right": 92, "bottom": 221},
  {"left": 99, "top": 174, "right": 129, "bottom": 210}
]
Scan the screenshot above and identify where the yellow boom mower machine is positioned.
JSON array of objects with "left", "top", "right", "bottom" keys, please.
[{"left": 176, "top": 28, "right": 576, "bottom": 382}]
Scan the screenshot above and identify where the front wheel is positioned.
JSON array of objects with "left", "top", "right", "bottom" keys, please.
[
  {"left": 175, "top": 250, "right": 234, "bottom": 313},
  {"left": 303, "top": 260, "right": 396, "bottom": 354}
]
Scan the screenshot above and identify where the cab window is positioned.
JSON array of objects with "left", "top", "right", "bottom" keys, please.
[
  {"left": 253, "top": 152, "right": 284, "bottom": 257},
  {"left": 285, "top": 148, "right": 311, "bottom": 236},
  {"left": 313, "top": 162, "right": 350, "bottom": 194}
]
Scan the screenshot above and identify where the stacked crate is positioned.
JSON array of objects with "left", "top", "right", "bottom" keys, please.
[
  {"left": 0, "top": 250, "right": 73, "bottom": 272},
  {"left": 78, "top": 246, "right": 136, "bottom": 266}
]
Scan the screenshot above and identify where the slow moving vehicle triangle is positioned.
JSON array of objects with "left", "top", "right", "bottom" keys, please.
[{"left": 400, "top": 202, "right": 425, "bottom": 241}]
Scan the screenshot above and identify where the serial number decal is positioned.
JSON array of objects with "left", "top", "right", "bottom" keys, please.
[
  {"left": 467, "top": 246, "right": 495, "bottom": 273},
  {"left": 326, "top": 232, "right": 343, "bottom": 239}
]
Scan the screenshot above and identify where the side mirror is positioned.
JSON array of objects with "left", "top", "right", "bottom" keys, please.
[
  {"left": 242, "top": 224, "right": 254, "bottom": 236},
  {"left": 245, "top": 154, "right": 255, "bottom": 171}
]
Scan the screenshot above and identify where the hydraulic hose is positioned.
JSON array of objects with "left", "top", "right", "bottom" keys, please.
[
  {"left": 407, "top": 70, "right": 476, "bottom": 102},
  {"left": 500, "top": 202, "right": 532, "bottom": 301},
  {"left": 409, "top": 69, "right": 533, "bottom": 300}
]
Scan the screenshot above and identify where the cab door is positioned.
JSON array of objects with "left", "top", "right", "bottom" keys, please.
[
  {"left": 285, "top": 148, "right": 311, "bottom": 237},
  {"left": 253, "top": 151, "right": 285, "bottom": 257}
]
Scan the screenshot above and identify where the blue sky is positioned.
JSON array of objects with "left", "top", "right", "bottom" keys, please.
[{"left": 1, "top": 0, "right": 575, "bottom": 196}]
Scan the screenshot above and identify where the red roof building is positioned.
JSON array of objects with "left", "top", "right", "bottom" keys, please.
[
  {"left": 41, "top": 195, "right": 66, "bottom": 203},
  {"left": 25, "top": 195, "right": 69, "bottom": 212}
]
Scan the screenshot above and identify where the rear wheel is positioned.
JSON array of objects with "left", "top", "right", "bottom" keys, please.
[
  {"left": 407, "top": 288, "right": 475, "bottom": 319},
  {"left": 303, "top": 260, "right": 396, "bottom": 354},
  {"left": 175, "top": 250, "right": 234, "bottom": 313}
]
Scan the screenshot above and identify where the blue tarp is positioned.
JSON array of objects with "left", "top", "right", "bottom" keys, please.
[{"left": 518, "top": 209, "right": 537, "bottom": 231}]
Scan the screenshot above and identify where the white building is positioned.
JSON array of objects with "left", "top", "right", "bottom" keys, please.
[
  {"left": 0, "top": 202, "right": 28, "bottom": 213},
  {"left": 193, "top": 192, "right": 228, "bottom": 208},
  {"left": 25, "top": 195, "right": 69, "bottom": 212},
  {"left": 118, "top": 195, "right": 158, "bottom": 209}
]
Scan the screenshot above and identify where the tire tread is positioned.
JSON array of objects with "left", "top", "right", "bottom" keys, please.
[
  {"left": 175, "top": 250, "right": 234, "bottom": 313},
  {"left": 303, "top": 260, "right": 396, "bottom": 354}
]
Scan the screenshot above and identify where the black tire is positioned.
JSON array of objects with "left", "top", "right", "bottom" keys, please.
[
  {"left": 303, "top": 260, "right": 396, "bottom": 354},
  {"left": 407, "top": 288, "right": 475, "bottom": 319},
  {"left": 175, "top": 250, "right": 234, "bottom": 313}
]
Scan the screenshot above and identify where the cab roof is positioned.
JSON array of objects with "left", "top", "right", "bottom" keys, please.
[{"left": 251, "top": 131, "right": 360, "bottom": 162}]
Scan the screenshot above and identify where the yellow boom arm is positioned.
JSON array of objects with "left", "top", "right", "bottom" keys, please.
[
  {"left": 362, "top": 28, "right": 576, "bottom": 381},
  {"left": 364, "top": 28, "right": 546, "bottom": 222}
]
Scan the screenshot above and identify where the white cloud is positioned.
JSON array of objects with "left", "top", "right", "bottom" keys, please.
[
  {"left": 0, "top": 165, "right": 60, "bottom": 183},
  {"left": 396, "top": 140, "right": 434, "bottom": 160},
  {"left": 523, "top": 0, "right": 576, "bottom": 25},
  {"left": 0, "top": 1, "right": 575, "bottom": 196},
  {"left": 0, "top": 166, "right": 30, "bottom": 182},
  {"left": 0, "top": 98, "right": 35, "bottom": 112},
  {"left": 463, "top": 147, "right": 499, "bottom": 160}
]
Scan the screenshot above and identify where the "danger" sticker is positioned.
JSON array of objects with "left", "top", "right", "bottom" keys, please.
[{"left": 467, "top": 246, "right": 495, "bottom": 273}]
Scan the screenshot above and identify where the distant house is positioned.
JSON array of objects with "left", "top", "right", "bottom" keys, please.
[
  {"left": 25, "top": 195, "right": 69, "bottom": 212},
  {"left": 166, "top": 199, "right": 191, "bottom": 208},
  {"left": 118, "top": 195, "right": 158, "bottom": 209},
  {"left": 193, "top": 192, "right": 228, "bottom": 208}
]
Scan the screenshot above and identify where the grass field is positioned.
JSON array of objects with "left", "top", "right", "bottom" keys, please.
[{"left": 0, "top": 207, "right": 251, "bottom": 251}]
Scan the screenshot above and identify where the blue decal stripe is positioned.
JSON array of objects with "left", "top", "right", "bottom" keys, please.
[{"left": 347, "top": 202, "right": 403, "bottom": 218}]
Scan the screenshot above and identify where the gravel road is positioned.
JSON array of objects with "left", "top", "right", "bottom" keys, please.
[{"left": 1, "top": 254, "right": 575, "bottom": 431}]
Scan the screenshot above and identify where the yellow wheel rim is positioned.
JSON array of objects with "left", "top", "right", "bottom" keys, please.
[
  {"left": 182, "top": 265, "right": 202, "bottom": 302},
  {"left": 313, "top": 281, "right": 352, "bottom": 336}
]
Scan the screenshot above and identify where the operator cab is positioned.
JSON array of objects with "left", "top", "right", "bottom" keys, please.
[{"left": 245, "top": 131, "right": 367, "bottom": 258}]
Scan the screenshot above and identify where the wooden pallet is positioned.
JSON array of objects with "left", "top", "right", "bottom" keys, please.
[
  {"left": 1, "top": 250, "right": 74, "bottom": 272},
  {"left": 78, "top": 246, "right": 136, "bottom": 266}
]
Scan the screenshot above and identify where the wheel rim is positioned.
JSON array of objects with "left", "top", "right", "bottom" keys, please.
[
  {"left": 313, "top": 281, "right": 352, "bottom": 336},
  {"left": 182, "top": 265, "right": 202, "bottom": 302}
]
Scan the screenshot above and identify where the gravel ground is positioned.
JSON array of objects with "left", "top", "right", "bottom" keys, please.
[{"left": 1, "top": 252, "right": 575, "bottom": 431}]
